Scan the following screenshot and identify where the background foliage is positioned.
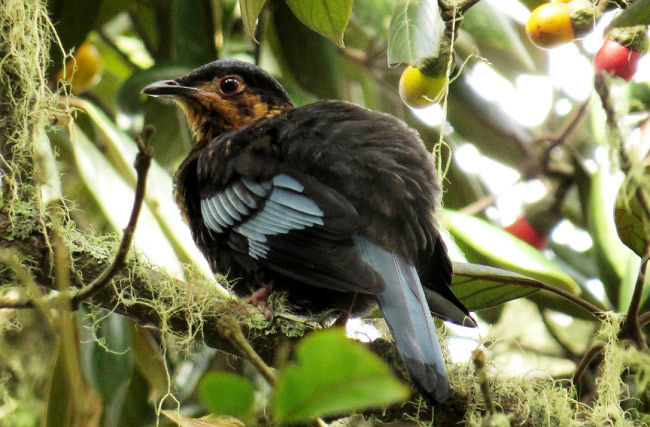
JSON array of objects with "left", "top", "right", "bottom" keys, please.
[{"left": 3, "top": 0, "right": 650, "bottom": 425}]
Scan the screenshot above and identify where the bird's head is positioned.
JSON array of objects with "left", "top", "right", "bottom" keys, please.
[{"left": 142, "top": 60, "right": 294, "bottom": 144}]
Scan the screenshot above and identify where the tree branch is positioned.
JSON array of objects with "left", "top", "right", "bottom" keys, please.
[{"left": 72, "top": 127, "right": 154, "bottom": 307}]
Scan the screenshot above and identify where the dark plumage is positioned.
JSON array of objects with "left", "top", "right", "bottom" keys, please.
[{"left": 143, "top": 59, "right": 471, "bottom": 404}]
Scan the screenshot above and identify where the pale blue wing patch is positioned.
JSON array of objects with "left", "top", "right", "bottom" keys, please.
[
  {"left": 210, "top": 196, "right": 235, "bottom": 226},
  {"left": 200, "top": 174, "right": 325, "bottom": 260},
  {"left": 232, "top": 181, "right": 258, "bottom": 209},
  {"left": 270, "top": 188, "right": 322, "bottom": 216},
  {"left": 225, "top": 186, "right": 249, "bottom": 216},
  {"left": 241, "top": 177, "right": 271, "bottom": 197},
  {"left": 200, "top": 200, "right": 223, "bottom": 232},
  {"left": 218, "top": 192, "right": 242, "bottom": 222}
]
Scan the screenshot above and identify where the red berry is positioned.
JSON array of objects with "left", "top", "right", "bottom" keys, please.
[
  {"left": 505, "top": 218, "right": 546, "bottom": 249},
  {"left": 594, "top": 39, "right": 641, "bottom": 82}
]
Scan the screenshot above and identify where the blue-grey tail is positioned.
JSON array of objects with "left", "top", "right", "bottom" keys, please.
[{"left": 354, "top": 236, "right": 450, "bottom": 403}]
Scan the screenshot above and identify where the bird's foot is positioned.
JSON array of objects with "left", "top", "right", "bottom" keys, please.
[
  {"left": 249, "top": 287, "right": 273, "bottom": 321},
  {"left": 333, "top": 292, "right": 357, "bottom": 327}
]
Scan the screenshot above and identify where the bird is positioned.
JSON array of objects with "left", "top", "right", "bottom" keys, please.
[{"left": 142, "top": 59, "right": 472, "bottom": 404}]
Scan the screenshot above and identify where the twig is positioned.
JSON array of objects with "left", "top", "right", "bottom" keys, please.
[
  {"left": 472, "top": 348, "right": 495, "bottom": 415},
  {"left": 71, "top": 126, "right": 154, "bottom": 307},
  {"left": 0, "top": 250, "right": 51, "bottom": 324},
  {"left": 0, "top": 296, "right": 33, "bottom": 309},
  {"left": 542, "top": 100, "right": 589, "bottom": 169},
  {"left": 534, "top": 283, "right": 604, "bottom": 319},
  {"left": 572, "top": 344, "right": 604, "bottom": 384},
  {"left": 620, "top": 257, "right": 649, "bottom": 349},
  {"left": 217, "top": 315, "right": 278, "bottom": 386},
  {"left": 216, "top": 316, "right": 333, "bottom": 426},
  {"left": 459, "top": 192, "right": 498, "bottom": 216}
]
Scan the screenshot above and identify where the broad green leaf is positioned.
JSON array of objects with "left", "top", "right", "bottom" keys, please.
[
  {"left": 45, "top": 316, "right": 102, "bottom": 426},
  {"left": 162, "top": 410, "right": 245, "bottom": 427},
  {"left": 609, "top": 0, "right": 650, "bottom": 28},
  {"left": 587, "top": 160, "right": 641, "bottom": 311},
  {"left": 110, "top": 367, "right": 155, "bottom": 427},
  {"left": 199, "top": 373, "right": 255, "bottom": 418},
  {"left": 69, "top": 122, "right": 185, "bottom": 276},
  {"left": 387, "top": 0, "right": 444, "bottom": 66},
  {"left": 614, "top": 177, "right": 650, "bottom": 258},
  {"left": 449, "top": 263, "right": 539, "bottom": 311},
  {"left": 268, "top": 0, "right": 341, "bottom": 99},
  {"left": 130, "top": 324, "right": 169, "bottom": 399},
  {"left": 460, "top": 1, "right": 535, "bottom": 75},
  {"left": 444, "top": 210, "right": 579, "bottom": 295},
  {"left": 285, "top": 0, "right": 352, "bottom": 46},
  {"left": 240, "top": 0, "right": 266, "bottom": 41},
  {"left": 171, "top": 0, "right": 216, "bottom": 66},
  {"left": 72, "top": 99, "right": 219, "bottom": 285},
  {"left": 79, "top": 310, "right": 133, "bottom": 403},
  {"left": 272, "top": 328, "right": 409, "bottom": 423}
]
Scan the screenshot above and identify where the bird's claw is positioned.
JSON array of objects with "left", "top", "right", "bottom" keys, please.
[{"left": 249, "top": 287, "right": 273, "bottom": 321}]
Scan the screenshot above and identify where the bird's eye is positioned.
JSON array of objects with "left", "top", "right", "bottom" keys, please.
[{"left": 217, "top": 76, "right": 244, "bottom": 97}]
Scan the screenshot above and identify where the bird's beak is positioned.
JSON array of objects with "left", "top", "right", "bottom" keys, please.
[{"left": 142, "top": 79, "right": 199, "bottom": 99}]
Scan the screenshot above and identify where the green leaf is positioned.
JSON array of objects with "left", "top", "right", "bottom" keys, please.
[
  {"left": 240, "top": 0, "right": 266, "bottom": 41},
  {"left": 449, "top": 263, "right": 539, "bottom": 311},
  {"left": 587, "top": 161, "right": 640, "bottom": 311},
  {"left": 272, "top": 328, "right": 409, "bottom": 423},
  {"left": 609, "top": 0, "right": 650, "bottom": 28},
  {"left": 199, "top": 373, "right": 255, "bottom": 418},
  {"left": 130, "top": 324, "right": 169, "bottom": 399},
  {"left": 444, "top": 210, "right": 579, "bottom": 295},
  {"left": 79, "top": 310, "right": 133, "bottom": 403},
  {"left": 267, "top": 0, "right": 341, "bottom": 99},
  {"left": 614, "top": 178, "right": 650, "bottom": 258},
  {"left": 45, "top": 315, "right": 102, "bottom": 426},
  {"left": 387, "top": 0, "right": 444, "bottom": 66},
  {"left": 111, "top": 367, "right": 156, "bottom": 427},
  {"left": 284, "top": 0, "right": 352, "bottom": 46},
  {"left": 171, "top": 0, "right": 216, "bottom": 66}
]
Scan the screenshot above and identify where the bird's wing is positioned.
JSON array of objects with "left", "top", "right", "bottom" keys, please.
[
  {"left": 354, "top": 235, "right": 450, "bottom": 404},
  {"left": 198, "top": 172, "right": 385, "bottom": 294}
]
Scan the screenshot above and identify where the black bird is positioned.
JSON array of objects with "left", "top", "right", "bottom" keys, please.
[{"left": 143, "top": 59, "right": 471, "bottom": 404}]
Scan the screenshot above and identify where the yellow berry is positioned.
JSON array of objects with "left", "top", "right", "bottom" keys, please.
[
  {"left": 525, "top": 2, "right": 575, "bottom": 49},
  {"left": 57, "top": 43, "right": 103, "bottom": 94},
  {"left": 398, "top": 66, "right": 448, "bottom": 109}
]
